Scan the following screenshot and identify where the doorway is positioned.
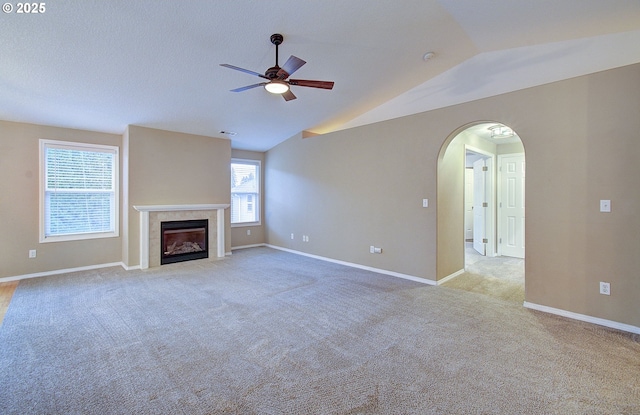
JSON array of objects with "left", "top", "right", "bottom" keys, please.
[{"left": 437, "top": 122, "right": 525, "bottom": 303}]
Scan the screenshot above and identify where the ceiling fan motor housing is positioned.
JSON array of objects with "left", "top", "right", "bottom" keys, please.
[{"left": 265, "top": 66, "right": 280, "bottom": 79}]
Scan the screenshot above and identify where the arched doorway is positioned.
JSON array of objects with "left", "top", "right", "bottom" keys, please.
[{"left": 437, "top": 121, "right": 525, "bottom": 303}]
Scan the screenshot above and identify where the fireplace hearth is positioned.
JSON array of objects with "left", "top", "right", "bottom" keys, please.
[{"left": 161, "top": 219, "right": 208, "bottom": 265}]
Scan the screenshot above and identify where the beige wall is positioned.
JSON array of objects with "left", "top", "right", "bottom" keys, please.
[
  {"left": 266, "top": 123, "right": 438, "bottom": 278},
  {"left": 0, "top": 122, "right": 232, "bottom": 276},
  {"left": 0, "top": 121, "right": 123, "bottom": 278},
  {"left": 230, "top": 149, "right": 266, "bottom": 249},
  {"left": 124, "top": 125, "right": 231, "bottom": 267},
  {"left": 266, "top": 63, "right": 640, "bottom": 328}
]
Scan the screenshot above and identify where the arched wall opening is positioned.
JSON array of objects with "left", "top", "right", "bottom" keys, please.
[{"left": 437, "top": 121, "right": 526, "bottom": 287}]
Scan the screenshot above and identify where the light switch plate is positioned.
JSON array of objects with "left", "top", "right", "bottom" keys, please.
[
  {"left": 600, "top": 200, "right": 611, "bottom": 213},
  {"left": 422, "top": 199, "right": 429, "bottom": 208}
]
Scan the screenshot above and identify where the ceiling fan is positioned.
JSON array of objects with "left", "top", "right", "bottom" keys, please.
[{"left": 220, "top": 33, "right": 334, "bottom": 101}]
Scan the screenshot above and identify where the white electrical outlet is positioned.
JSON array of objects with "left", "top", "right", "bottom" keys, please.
[
  {"left": 599, "top": 282, "right": 610, "bottom": 295},
  {"left": 246, "top": 229, "right": 251, "bottom": 236},
  {"left": 29, "top": 249, "right": 37, "bottom": 258},
  {"left": 290, "top": 233, "right": 294, "bottom": 240},
  {"left": 370, "top": 246, "right": 375, "bottom": 254},
  {"left": 422, "top": 199, "right": 429, "bottom": 208}
]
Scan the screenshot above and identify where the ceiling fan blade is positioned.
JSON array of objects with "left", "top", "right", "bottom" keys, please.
[
  {"left": 220, "top": 64, "right": 269, "bottom": 79},
  {"left": 230, "top": 83, "right": 266, "bottom": 92},
  {"left": 282, "top": 89, "right": 297, "bottom": 101},
  {"left": 289, "top": 79, "right": 335, "bottom": 90},
  {"left": 278, "top": 55, "right": 306, "bottom": 79}
]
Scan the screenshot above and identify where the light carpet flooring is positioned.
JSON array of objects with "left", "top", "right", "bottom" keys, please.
[
  {"left": 441, "top": 243, "right": 525, "bottom": 304},
  {"left": 0, "top": 247, "right": 638, "bottom": 414}
]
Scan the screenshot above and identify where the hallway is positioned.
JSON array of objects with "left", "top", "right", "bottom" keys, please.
[{"left": 441, "top": 243, "right": 524, "bottom": 304}]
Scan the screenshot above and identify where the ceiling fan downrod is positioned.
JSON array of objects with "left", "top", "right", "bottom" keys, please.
[{"left": 270, "top": 33, "right": 284, "bottom": 69}]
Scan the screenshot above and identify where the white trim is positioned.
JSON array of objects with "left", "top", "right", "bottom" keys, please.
[
  {"left": 232, "top": 243, "right": 267, "bottom": 250},
  {"left": 437, "top": 268, "right": 465, "bottom": 285},
  {"left": 231, "top": 222, "right": 261, "bottom": 228},
  {"left": 524, "top": 301, "right": 640, "bottom": 335},
  {"left": 0, "top": 262, "right": 125, "bottom": 283},
  {"left": 216, "top": 208, "right": 226, "bottom": 258},
  {"left": 465, "top": 144, "right": 496, "bottom": 257},
  {"left": 231, "top": 158, "right": 262, "bottom": 227},
  {"left": 39, "top": 139, "right": 120, "bottom": 243},
  {"left": 121, "top": 264, "right": 141, "bottom": 271},
  {"left": 266, "top": 245, "right": 436, "bottom": 285},
  {"left": 139, "top": 210, "right": 150, "bottom": 269},
  {"left": 133, "top": 204, "right": 229, "bottom": 212}
]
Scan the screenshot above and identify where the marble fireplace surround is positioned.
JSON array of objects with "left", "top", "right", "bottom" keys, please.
[{"left": 133, "top": 204, "right": 229, "bottom": 269}]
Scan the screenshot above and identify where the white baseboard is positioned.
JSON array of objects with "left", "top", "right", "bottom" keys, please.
[
  {"left": 524, "top": 301, "right": 640, "bottom": 335},
  {"left": 0, "top": 262, "right": 126, "bottom": 283},
  {"left": 264, "top": 246, "right": 640, "bottom": 335},
  {"left": 231, "top": 243, "right": 267, "bottom": 251},
  {"left": 266, "top": 244, "right": 436, "bottom": 285},
  {"left": 437, "top": 269, "right": 465, "bottom": 285},
  {"left": 121, "top": 263, "right": 141, "bottom": 271}
]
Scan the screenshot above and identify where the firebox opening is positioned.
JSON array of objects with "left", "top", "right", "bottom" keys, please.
[{"left": 161, "top": 219, "right": 209, "bottom": 265}]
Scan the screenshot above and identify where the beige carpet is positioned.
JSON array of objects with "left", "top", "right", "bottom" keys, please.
[
  {"left": 0, "top": 247, "right": 638, "bottom": 414},
  {"left": 442, "top": 243, "right": 525, "bottom": 304}
]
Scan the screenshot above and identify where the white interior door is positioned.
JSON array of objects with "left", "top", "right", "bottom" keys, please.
[
  {"left": 499, "top": 154, "right": 525, "bottom": 258},
  {"left": 472, "top": 158, "right": 486, "bottom": 255}
]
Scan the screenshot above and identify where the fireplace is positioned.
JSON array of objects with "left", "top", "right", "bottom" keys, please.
[
  {"left": 161, "top": 219, "right": 209, "bottom": 265},
  {"left": 133, "top": 204, "right": 229, "bottom": 269}
]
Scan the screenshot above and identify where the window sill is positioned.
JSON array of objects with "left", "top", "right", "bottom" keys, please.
[
  {"left": 40, "top": 231, "right": 119, "bottom": 244},
  {"left": 231, "top": 222, "right": 261, "bottom": 228}
]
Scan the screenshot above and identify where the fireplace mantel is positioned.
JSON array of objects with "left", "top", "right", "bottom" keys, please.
[
  {"left": 134, "top": 204, "right": 229, "bottom": 269},
  {"left": 134, "top": 204, "right": 229, "bottom": 213}
]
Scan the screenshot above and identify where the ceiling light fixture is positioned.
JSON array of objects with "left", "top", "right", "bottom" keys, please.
[
  {"left": 489, "top": 125, "right": 514, "bottom": 139},
  {"left": 264, "top": 80, "right": 290, "bottom": 94}
]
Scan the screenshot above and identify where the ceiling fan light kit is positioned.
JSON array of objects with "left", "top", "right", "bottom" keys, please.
[
  {"left": 220, "top": 33, "right": 334, "bottom": 101},
  {"left": 264, "top": 80, "right": 290, "bottom": 94}
]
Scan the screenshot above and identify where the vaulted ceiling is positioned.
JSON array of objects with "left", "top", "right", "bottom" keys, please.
[{"left": 1, "top": 0, "right": 639, "bottom": 151}]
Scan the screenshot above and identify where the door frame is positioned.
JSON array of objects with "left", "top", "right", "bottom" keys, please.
[{"left": 465, "top": 145, "right": 496, "bottom": 257}]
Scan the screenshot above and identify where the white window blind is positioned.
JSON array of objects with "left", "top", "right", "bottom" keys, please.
[
  {"left": 231, "top": 159, "right": 260, "bottom": 225},
  {"left": 40, "top": 140, "right": 119, "bottom": 242}
]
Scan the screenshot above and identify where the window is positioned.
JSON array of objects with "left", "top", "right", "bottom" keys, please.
[
  {"left": 40, "top": 139, "right": 119, "bottom": 242},
  {"left": 247, "top": 195, "right": 253, "bottom": 213},
  {"left": 231, "top": 159, "right": 260, "bottom": 226}
]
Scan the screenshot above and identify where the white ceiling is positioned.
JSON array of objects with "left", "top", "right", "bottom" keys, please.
[{"left": 1, "top": 0, "right": 639, "bottom": 151}]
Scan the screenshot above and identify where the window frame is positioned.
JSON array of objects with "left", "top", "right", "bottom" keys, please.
[
  {"left": 39, "top": 139, "right": 119, "bottom": 243},
  {"left": 231, "top": 158, "right": 261, "bottom": 227}
]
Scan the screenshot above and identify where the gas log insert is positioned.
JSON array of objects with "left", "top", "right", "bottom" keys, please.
[{"left": 161, "top": 219, "right": 208, "bottom": 265}]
